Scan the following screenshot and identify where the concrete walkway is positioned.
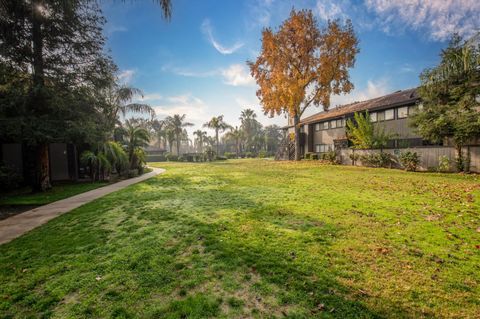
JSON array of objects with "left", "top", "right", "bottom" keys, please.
[{"left": 0, "top": 167, "right": 165, "bottom": 245}]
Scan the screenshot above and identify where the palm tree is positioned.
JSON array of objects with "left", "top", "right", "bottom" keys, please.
[
  {"left": 203, "top": 115, "right": 231, "bottom": 155},
  {"left": 240, "top": 108, "right": 261, "bottom": 153},
  {"left": 165, "top": 114, "right": 193, "bottom": 156},
  {"left": 102, "top": 84, "right": 156, "bottom": 135},
  {"left": 193, "top": 130, "right": 207, "bottom": 153},
  {"left": 224, "top": 126, "right": 244, "bottom": 157},
  {"left": 118, "top": 120, "right": 151, "bottom": 168}
]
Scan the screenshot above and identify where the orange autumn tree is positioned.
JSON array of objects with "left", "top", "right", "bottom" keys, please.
[{"left": 248, "top": 9, "right": 359, "bottom": 160}]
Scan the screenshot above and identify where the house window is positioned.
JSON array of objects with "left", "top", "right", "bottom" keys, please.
[
  {"left": 315, "top": 144, "right": 320, "bottom": 152},
  {"left": 336, "top": 119, "right": 343, "bottom": 127},
  {"left": 397, "top": 106, "right": 409, "bottom": 118},
  {"left": 370, "top": 112, "right": 377, "bottom": 122},
  {"left": 320, "top": 122, "right": 329, "bottom": 130},
  {"left": 385, "top": 109, "right": 394, "bottom": 120},
  {"left": 377, "top": 111, "right": 385, "bottom": 121},
  {"left": 315, "top": 123, "right": 320, "bottom": 131},
  {"left": 330, "top": 120, "right": 337, "bottom": 129}
]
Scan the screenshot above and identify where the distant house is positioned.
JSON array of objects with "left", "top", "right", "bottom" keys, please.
[{"left": 283, "top": 88, "right": 431, "bottom": 157}]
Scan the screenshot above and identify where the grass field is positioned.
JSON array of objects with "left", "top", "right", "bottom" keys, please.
[{"left": 0, "top": 160, "right": 479, "bottom": 318}]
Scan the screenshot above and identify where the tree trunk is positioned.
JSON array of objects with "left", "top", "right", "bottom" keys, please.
[
  {"left": 293, "top": 114, "right": 301, "bottom": 161},
  {"left": 176, "top": 136, "right": 181, "bottom": 156},
  {"left": 34, "top": 144, "right": 51, "bottom": 191},
  {"left": 31, "top": 5, "right": 51, "bottom": 191},
  {"left": 215, "top": 130, "right": 219, "bottom": 155}
]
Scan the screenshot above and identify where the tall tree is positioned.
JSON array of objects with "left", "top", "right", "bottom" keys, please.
[
  {"left": 239, "top": 108, "right": 261, "bottom": 152},
  {"left": 224, "top": 126, "right": 244, "bottom": 157},
  {"left": 263, "top": 125, "right": 283, "bottom": 153},
  {"left": 249, "top": 9, "right": 359, "bottom": 160},
  {"left": 410, "top": 34, "right": 480, "bottom": 171},
  {"left": 203, "top": 115, "right": 231, "bottom": 155},
  {"left": 165, "top": 114, "right": 193, "bottom": 155},
  {"left": 193, "top": 130, "right": 207, "bottom": 153},
  {"left": 0, "top": 0, "right": 114, "bottom": 190}
]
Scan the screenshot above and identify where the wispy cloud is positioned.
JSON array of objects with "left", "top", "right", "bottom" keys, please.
[
  {"left": 201, "top": 19, "right": 244, "bottom": 54},
  {"left": 365, "top": 0, "right": 480, "bottom": 41},
  {"left": 118, "top": 69, "right": 136, "bottom": 84},
  {"left": 330, "top": 79, "right": 391, "bottom": 107},
  {"left": 138, "top": 93, "right": 163, "bottom": 102},
  {"left": 399, "top": 64, "right": 415, "bottom": 74},
  {"left": 162, "top": 63, "right": 254, "bottom": 87}
]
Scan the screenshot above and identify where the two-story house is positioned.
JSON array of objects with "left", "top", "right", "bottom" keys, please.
[{"left": 285, "top": 88, "right": 430, "bottom": 156}]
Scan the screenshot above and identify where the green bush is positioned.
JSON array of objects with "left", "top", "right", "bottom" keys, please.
[
  {"left": 304, "top": 152, "right": 314, "bottom": 160},
  {"left": 215, "top": 156, "right": 227, "bottom": 161},
  {"left": 349, "top": 152, "right": 360, "bottom": 163},
  {"left": 321, "top": 151, "right": 338, "bottom": 164},
  {"left": 204, "top": 148, "right": 216, "bottom": 161},
  {"left": 399, "top": 151, "right": 420, "bottom": 171},
  {"left": 258, "top": 150, "right": 267, "bottom": 158},
  {"left": 360, "top": 152, "right": 395, "bottom": 168},
  {"left": 438, "top": 155, "right": 451, "bottom": 172},
  {"left": 224, "top": 152, "right": 237, "bottom": 159},
  {"left": 244, "top": 152, "right": 254, "bottom": 158},
  {"left": 166, "top": 154, "right": 178, "bottom": 162},
  {"left": 311, "top": 153, "right": 319, "bottom": 160},
  {"left": 0, "top": 164, "right": 23, "bottom": 191},
  {"left": 127, "top": 169, "right": 139, "bottom": 178}
]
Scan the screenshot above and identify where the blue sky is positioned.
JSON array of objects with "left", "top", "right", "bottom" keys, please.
[{"left": 101, "top": 0, "right": 479, "bottom": 134}]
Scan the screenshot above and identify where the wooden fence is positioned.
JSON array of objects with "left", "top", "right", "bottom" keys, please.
[{"left": 338, "top": 146, "right": 480, "bottom": 172}]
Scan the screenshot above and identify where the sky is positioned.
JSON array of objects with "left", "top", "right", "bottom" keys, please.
[{"left": 101, "top": 0, "right": 480, "bottom": 135}]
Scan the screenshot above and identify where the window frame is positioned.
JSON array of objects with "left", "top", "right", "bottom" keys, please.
[
  {"left": 384, "top": 109, "right": 394, "bottom": 121},
  {"left": 370, "top": 112, "right": 378, "bottom": 122},
  {"left": 330, "top": 120, "right": 337, "bottom": 129},
  {"left": 397, "top": 106, "right": 409, "bottom": 119}
]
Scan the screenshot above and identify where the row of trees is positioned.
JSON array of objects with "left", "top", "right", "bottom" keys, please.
[
  {"left": 0, "top": 0, "right": 171, "bottom": 190},
  {"left": 142, "top": 109, "right": 283, "bottom": 158}
]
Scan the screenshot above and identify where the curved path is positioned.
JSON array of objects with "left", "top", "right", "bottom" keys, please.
[{"left": 0, "top": 167, "right": 165, "bottom": 245}]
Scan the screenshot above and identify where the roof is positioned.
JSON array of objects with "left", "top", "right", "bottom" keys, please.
[{"left": 301, "top": 88, "right": 419, "bottom": 124}]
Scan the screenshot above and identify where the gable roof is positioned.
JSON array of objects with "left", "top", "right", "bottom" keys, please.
[{"left": 301, "top": 88, "right": 419, "bottom": 124}]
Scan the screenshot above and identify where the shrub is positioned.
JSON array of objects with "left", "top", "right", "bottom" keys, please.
[
  {"left": 360, "top": 152, "right": 395, "bottom": 168},
  {"left": 204, "top": 148, "right": 216, "bottom": 161},
  {"left": 215, "top": 156, "right": 227, "bottom": 161},
  {"left": 311, "top": 153, "right": 319, "bottom": 160},
  {"left": 349, "top": 152, "right": 360, "bottom": 164},
  {"left": 438, "top": 155, "right": 451, "bottom": 172},
  {"left": 304, "top": 152, "right": 314, "bottom": 160},
  {"left": 399, "top": 151, "right": 421, "bottom": 171},
  {"left": 258, "top": 150, "right": 267, "bottom": 158},
  {"left": 321, "top": 151, "right": 338, "bottom": 164},
  {"left": 224, "top": 152, "right": 237, "bottom": 159},
  {"left": 127, "top": 169, "right": 139, "bottom": 178},
  {"left": 0, "top": 164, "right": 22, "bottom": 191},
  {"left": 244, "top": 152, "right": 254, "bottom": 158},
  {"left": 166, "top": 154, "right": 178, "bottom": 162}
]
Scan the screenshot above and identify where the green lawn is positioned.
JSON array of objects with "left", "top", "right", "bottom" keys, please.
[
  {"left": 0, "top": 160, "right": 479, "bottom": 318},
  {"left": 0, "top": 182, "right": 108, "bottom": 206}
]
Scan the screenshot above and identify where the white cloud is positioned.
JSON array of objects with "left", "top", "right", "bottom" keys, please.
[
  {"left": 152, "top": 94, "right": 209, "bottom": 132},
  {"left": 221, "top": 64, "right": 255, "bottom": 86},
  {"left": 201, "top": 19, "right": 244, "bottom": 54},
  {"left": 118, "top": 69, "right": 136, "bottom": 84},
  {"left": 316, "top": 0, "right": 347, "bottom": 21},
  {"left": 105, "top": 24, "right": 127, "bottom": 35},
  {"left": 365, "top": 0, "right": 480, "bottom": 41}
]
